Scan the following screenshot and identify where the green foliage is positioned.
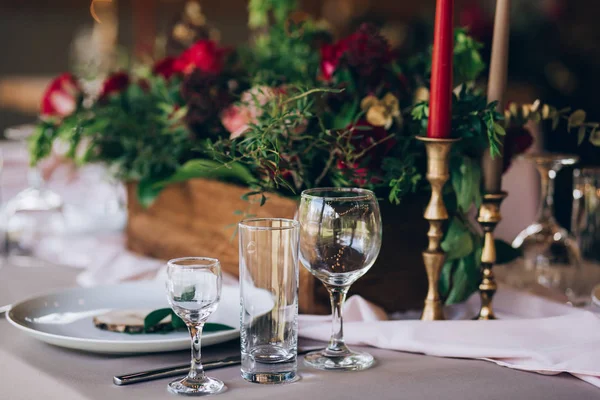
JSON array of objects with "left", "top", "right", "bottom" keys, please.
[
  {"left": 209, "top": 86, "right": 340, "bottom": 197},
  {"left": 451, "top": 156, "right": 482, "bottom": 213},
  {"left": 404, "top": 28, "right": 486, "bottom": 89},
  {"left": 248, "top": 0, "right": 298, "bottom": 28},
  {"left": 29, "top": 75, "right": 196, "bottom": 185},
  {"left": 243, "top": 16, "right": 327, "bottom": 85},
  {"left": 143, "top": 308, "right": 234, "bottom": 334},
  {"left": 453, "top": 29, "right": 486, "bottom": 86},
  {"left": 384, "top": 139, "right": 422, "bottom": 205}
]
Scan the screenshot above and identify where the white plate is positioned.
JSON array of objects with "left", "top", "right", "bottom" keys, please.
[{"left": 7, "top": 282, "right": 240, "bottom": 354}]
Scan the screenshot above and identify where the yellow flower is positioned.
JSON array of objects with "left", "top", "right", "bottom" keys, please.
[
  {"left": 414, "top": 87, "right": 429, "bottom": 103},
  {"left": 360, "top": 93, "right": 400, "bottom": 129}
]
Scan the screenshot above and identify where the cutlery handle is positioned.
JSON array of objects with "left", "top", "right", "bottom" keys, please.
[
  {"left": 113, "top": 347, "right": 320, "bottom": 386},
  {"left": 113, "top": 355, "right": 241, "bottom": 386}
]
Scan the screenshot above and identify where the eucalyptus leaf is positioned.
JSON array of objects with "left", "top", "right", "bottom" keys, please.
[
  {"left": 159, "top": 159, "right": 256, "bottom": 188},
  {"left": 441, "top": 218, "right": 473, "bottom": 261},
  {"left": 203, "top": 323, "right": 235, "bottom": 333},
  {"left": 568, "top": 109, "right": 586, "bottom": 129},
  {"left": 438, "top": 259, "right": 456, "bottom": 300},
  {"left": 445, "top": 251, "right": 481, "bottom": 304},
  {"left": 170, "top": 312, "right": 187, "bottom": 329},
  {"left": 451, "top": 157, "right": 481, "bottom": 213},
  {"left": 137, "top": 177, "right": 165, "bottom": 208},
  {"left": 577, "top": 126, "right": 586, "bottom": 145},
  {"left": 143, "top": 308, "right": 235, "bottom": 333},
  {"left": 144, "top": 308, "right": 171, "bottom": 331}
]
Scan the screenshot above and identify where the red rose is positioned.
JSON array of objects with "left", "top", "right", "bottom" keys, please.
[
  {"left": 503, "top": 126, "right": 534, "bottom": 173},
  {"left": 337, "top": 120, "right": 396, "bottom": 185},
  {"left": 41, "top": 73, "right": 81, "bottom": 118},
  {"left": 320, "top": 24, "right": 392, "bottom": 82},
  {"left": 174, "top": 40, "right": 229, "bottom": 75},
  {"left": 152, "top": 56, "right": 177, "bottom": 79},
  {"left": 99, "top": 72, "right": 130, "bottom": 101}
]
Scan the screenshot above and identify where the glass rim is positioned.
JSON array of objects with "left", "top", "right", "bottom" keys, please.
[
  {"left": 238, "top": 217, "right": 299, "bottom": 231},
  {"left": 167, "top": 257, "right": 220, "bottom": 268},
  {"left": 301, "top": 187, "right": 375, "bottom": 201}
]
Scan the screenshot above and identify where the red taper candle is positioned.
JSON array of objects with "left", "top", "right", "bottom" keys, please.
[{"left": 427, "top": 0, "right": 454, "bottom": 139}]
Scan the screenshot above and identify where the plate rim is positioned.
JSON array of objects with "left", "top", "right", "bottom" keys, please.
[{"left": 6, "top": 281, "right": 240, "bottom": 346}]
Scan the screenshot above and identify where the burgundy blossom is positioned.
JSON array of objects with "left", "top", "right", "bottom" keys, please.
[{"left": 99, "top": 72, "right": 130, "bottom": 101}]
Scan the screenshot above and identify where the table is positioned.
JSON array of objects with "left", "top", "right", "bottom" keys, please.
[{"left": 1, "top": 263, "right": 599, "bottom": 400}]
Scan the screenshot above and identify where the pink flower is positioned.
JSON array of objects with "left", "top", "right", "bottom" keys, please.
[
  {"left": 220, "top": 86, "right": 281, "bottom": 139},
  {"left": 41, "top": 73, "right": 81, "bottom": 118}
]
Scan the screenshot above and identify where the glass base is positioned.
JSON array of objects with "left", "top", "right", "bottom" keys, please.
[
  {"left": 303, "top": 349, "right": 375, "bottom": 371},
  {"left": 241, "top": 371, "right": 299, "bottom": 384},
  {"left": 167, "top": 376, "right": 225, "bottom": 396}
]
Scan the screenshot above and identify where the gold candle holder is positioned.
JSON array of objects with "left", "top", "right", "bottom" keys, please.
[
  {"left": 417, "top": 137, "right": 460, "bottom": 321},
  {"left": 476, "top": 192, "right": 508, "bottom": 320}
]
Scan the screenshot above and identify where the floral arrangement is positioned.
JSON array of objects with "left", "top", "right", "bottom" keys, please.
[
  {"left": 30, "top": 37, "right": 247, "bottom": 196},
  {"left": 29, "top": 0, "right": 598, "bottom": 304}
]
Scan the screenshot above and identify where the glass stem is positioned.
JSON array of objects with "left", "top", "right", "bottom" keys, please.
[
  {"left": 537, "top": 166, "right": 556, "bottom": 223},
  {"left": 28, "top": 167, "right": 44, "bottom": 190},
  {"left": 188, "top": 323, "right": 206, "bottom": 382},
  {"left": 326, "top": 286, "right": 350, "bottom": 354}
]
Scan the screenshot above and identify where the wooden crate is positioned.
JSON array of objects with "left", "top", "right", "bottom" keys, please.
[{"left": 126, "top": 179, "right": 428, "bottom": 314}]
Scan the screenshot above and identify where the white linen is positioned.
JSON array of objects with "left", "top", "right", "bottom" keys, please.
[{"left": 298, "top": 289, "right": 600, "bottom": 388}]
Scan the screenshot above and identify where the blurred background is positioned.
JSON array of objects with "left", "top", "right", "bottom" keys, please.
[{"left": 0, "top": 0, "right": 598, "bottom": 232}]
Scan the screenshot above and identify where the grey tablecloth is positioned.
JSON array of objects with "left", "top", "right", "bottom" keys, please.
[{"left": 1, "top": 263, "right": 598, "bottom": 400}]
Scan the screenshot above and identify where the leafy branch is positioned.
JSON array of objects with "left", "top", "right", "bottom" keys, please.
[{"left": 503, "top": 100, "right": 600, "bottom": 146}]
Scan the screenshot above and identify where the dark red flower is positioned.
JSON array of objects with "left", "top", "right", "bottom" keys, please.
[
  {"left": 41, "top": 73, "right": 81, "bottom": 118},
  {"left": 459, "top": 1, "right": 493, "bottom": 42},
  {"left": 320, "top": 24, "right": 392, "bottom": 82},
  {"left": 320, "top": 38, "right": 350, "bottom": 81},
  {"left": 344, "top": 24, "right": 393, "bottom": 77},
  {"left": 174, "top": 40, "right": 229, "bottom": 75},
  {"left": 503, "top": 126, "right": 534, "bottom": 173},
  {"left": 337, "top": 120, "right": 396, "bottom": 185},
  {"left": 137, "top": 78, "right": 151, "bottom": 92},
  {"left": 152, "top": 56, "right": 178, "bottom": 79},
  {"left": 99, "top": 72, "right": 130, "bottom": 101}
]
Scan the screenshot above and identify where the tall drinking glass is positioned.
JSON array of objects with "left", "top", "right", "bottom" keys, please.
[
  {"left": 298, "top": 188, "right": 382, "bottom": 371},
  {"left": 239, "top": 218, "right": 300, "bottom": 384},
  {"left": 571, "top": 167, "right": 600, "bottom": 304},
  {"left": 166, "top": 257, "right": 225, "bottom": 396}
]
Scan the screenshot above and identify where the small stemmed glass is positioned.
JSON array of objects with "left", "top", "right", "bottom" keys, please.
[
  {"left": 298, "top": 188, "right": 382, "bottom": 371},
  {"left": 166, "top": 257, "right": 225, "bottom": 396}
]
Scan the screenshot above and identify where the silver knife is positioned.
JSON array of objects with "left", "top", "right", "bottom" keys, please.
[{"left": 113, "top": 347, "right": 320, "bottom": 386}]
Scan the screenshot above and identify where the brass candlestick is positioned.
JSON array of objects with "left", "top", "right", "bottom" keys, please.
[
  {"left": 476, "top": 192, "right": 508, "bottom": 320},
  {"left": 417, "top": 137, "right": 460, "bottom": 321}
]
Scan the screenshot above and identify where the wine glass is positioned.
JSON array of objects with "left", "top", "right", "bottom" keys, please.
[
  {"left": 512, "top": 153, "right": 581, "bottom": 302},
  {"left": 298, "top": 188, "right": 382, "bottom": 371},
  {"left": 3, "top": 124, "right": 64, "bottom": 267},
  {"left": 166, "top": 257, "right": 225, "bottom": 396}
]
